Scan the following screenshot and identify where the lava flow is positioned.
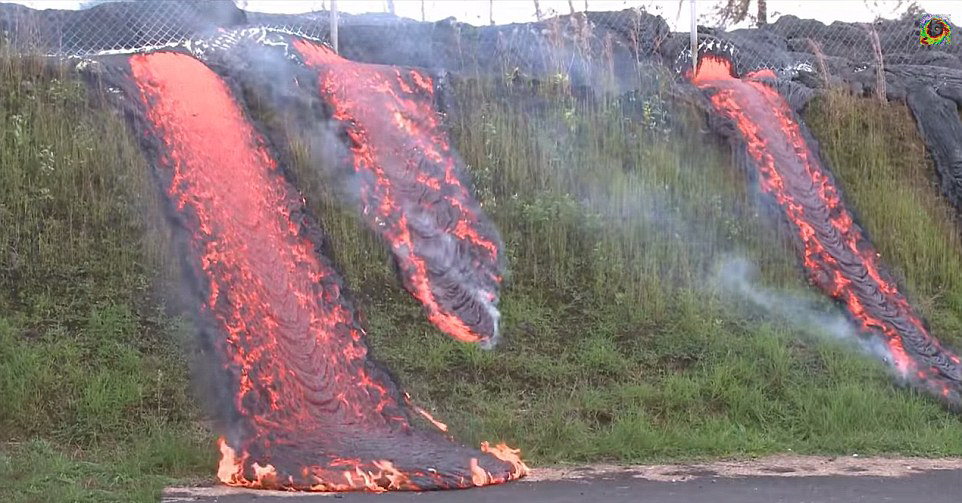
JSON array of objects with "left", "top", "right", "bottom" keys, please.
[
  {"left": 121, "top": 50, "right": 526, "bottom": 491},
  {"left": 691, "top": 54, "right": 962, "bottom": 406},
  {"left": 292, "top": 39, "right": 504, "bottom": 348}
]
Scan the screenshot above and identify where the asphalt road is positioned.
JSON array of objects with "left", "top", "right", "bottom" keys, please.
[{"left": 163, "top": 468, "right": 962, "bottom": 503}]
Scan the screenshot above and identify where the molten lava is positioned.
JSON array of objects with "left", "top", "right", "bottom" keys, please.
[
  {"left": 122, "top": 50, "right": 526, "bottom": 491},
  {"left": 692, "top": 55, "right": 962, "bottom": 405},
  {"left": 292, "top": 39, "right": 504, "bottom": 348}
]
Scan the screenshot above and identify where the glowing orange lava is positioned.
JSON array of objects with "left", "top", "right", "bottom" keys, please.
[
  {"left": 126, "top": 50, "right": 526, "bottom": 491},
  {"left": 692, "top": 55, "right": 961, "bottom": 404},
  {"left": 293, "top": 39, "right": 503, "bottom": 348}
]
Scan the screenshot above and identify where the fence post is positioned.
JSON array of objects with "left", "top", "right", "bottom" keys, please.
[
  {"left": 330, "top": 0, "right": 339, "bottom": 54},
  {"left": 690, "top": 0, "right": 697, "bottom": 74}
]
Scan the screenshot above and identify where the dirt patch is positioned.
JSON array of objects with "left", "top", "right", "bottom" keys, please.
[
  {"left": 525, "top": 455, "right": 962, "bottom": 483},
  {"left": 164, "top": 455, "right": 962, "bottom": 500},
  {"left": 162, "top": 487, "right": 337, "bottom": 500}
]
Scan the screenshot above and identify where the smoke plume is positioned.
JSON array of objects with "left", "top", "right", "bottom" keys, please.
[
  {"left": 90, "top": 41, "right": 526, "bottom": 492},
  {"left": 691, "top": 51, "right": 962, "bottom": 408}
]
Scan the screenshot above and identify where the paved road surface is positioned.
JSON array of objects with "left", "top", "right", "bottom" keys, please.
[{"left": 163, "top": 468, "right": 962, "bottom": 503}]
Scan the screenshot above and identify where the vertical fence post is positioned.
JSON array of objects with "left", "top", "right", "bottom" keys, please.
[
  {"left": 330, "top": 0, "right": 339, "bottom": 54},
  {"left": 690, "top": 0, "right": 697, "bottom": 74}
]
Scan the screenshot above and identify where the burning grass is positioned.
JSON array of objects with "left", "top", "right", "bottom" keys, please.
[{"left": 3, "top": 52, "right": 962, "bottom": 502}]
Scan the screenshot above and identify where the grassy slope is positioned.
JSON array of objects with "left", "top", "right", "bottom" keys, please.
[
  {"left": 338, "top": 79, "right": 962, "bottom": 464},
  {"left": 0, "top": 56, "right": 213, "bottom": 502},
  {"left": 805, "top": 91, "right": 962, "bottom": 340},
  {"left": 1, "top": 55, "right": 961, "bottom": 502}
]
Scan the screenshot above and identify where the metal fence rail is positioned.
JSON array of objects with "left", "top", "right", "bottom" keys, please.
[
  {"left": 0, "top": 0, "right": 333, "bottom": 56},
  {"left": 0, "top": 0, "right": 954, "bottom": 79}
]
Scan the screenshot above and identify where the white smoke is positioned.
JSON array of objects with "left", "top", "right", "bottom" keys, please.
[{"left": 714, "top": 255, "right": 901, "bottom": 373}]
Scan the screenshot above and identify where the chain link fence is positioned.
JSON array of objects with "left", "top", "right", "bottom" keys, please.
[
  {"left": 0, "top": 0, "right": 332, "bottom": 56},
  {"left": 0, "top": 0, "right": 955, "bottom": 79},
  {"left": 719, "top": 12, "right": 955, "bottom": 74}
]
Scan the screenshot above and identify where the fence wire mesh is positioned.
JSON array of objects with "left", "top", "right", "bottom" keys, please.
[
  {"left": 0, "top": 0, "right": 953, "bottom": 79},
  {"left": 0, "top": 0, "right": 334, "bottom": 56}
]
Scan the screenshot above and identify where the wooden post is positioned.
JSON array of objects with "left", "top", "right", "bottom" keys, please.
[
  {"left": 330, "top": 0, "right": 339, "bottom": 54},
  {"left": 690, "top": 0, "right": 697, "bottom": 74}
]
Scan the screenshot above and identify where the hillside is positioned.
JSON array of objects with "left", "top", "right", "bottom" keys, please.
[
  {"left": 3, "top": 2, "right": 962, "bottom": 500},
  {"left": 1, "top": 46, "right": 961, "bottom": 501}
]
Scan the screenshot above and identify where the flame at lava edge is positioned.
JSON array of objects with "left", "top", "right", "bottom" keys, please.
[
  {"left": 124, "top": 49, "right": 528, "bottom": 492},
  {"left": 216, "top": 438, "right": 528, "bottom": 491}
]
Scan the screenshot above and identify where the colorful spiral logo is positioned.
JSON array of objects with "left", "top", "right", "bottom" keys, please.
[{"left": 920, "top": 15, "right": 952, "bottom": 46}]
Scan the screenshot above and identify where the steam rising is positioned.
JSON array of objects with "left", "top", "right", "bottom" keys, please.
[
  {"left": 94, "top": 35, "right": 526, "bottom": 492},
  {"left": 692, "top": 52, "right": 962, "bottom": 406},
  {"left": 187, "top": 29, "right": 507, "bottom": 348},
  {"left": 715, "top": 256, "right": 898, "bottom": 367}
]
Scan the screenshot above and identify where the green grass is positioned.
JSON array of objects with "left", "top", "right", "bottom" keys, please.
[
  {"left": 805, "top": 91, "right": 962, "bottom": 345},
  {"left": 0, "top": 54, "right": 211, "bottom": 502},
  {"left": 275, "top": 74, "right": 962, "bottom": 466},
  {"left": 0, "top": 435, "right": 213, "bottom": 503},
  {"left": 3, "top": 53, "right": 962, "bottom": 502}
]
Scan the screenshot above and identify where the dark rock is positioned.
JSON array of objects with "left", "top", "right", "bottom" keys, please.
[
  {"left": 0, "top": 0, "right": 243, "bottom": 54},
  {"left": 886, "top": 50, "right": 962, "bottom": 70},
  {"left": 906, "top": 86, "right": 962, "bottom": 214},
  {"left": 6, "top": 0, "right": 962, "bottom": 231},
  {"left": 935, "top": 85, "right": 962, "bottom": 107}
]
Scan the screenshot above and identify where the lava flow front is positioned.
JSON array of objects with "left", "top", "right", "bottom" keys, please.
[
  {"left": 692, "top": 55, "right": 962, "bottom": 406},
  {"left": 293, "top": 39, "right": 504, "bottom": 348},
  {"left": 122, "top": 50, "right": 526, "bottom": 491}
]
